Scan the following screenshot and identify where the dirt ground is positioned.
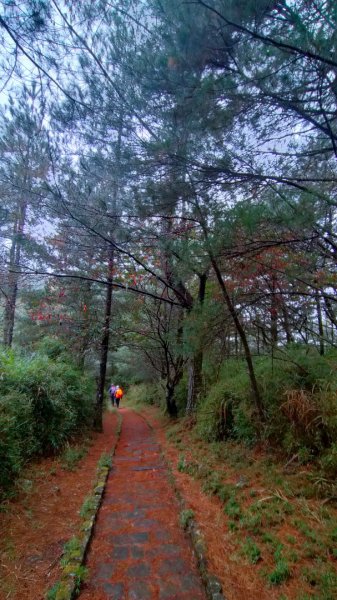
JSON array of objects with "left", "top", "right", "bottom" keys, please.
[{"left": 0, "top": 412, "right": 118, "bottom": 600}]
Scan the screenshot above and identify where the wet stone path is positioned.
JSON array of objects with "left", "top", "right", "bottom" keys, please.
[{"left": 79, "top": 408, "right": 206, "bottom": 600}]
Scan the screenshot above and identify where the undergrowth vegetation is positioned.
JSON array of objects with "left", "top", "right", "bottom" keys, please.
[
  {"left": 167, "top": 419, "right": 337, "bottom": 598},
  {"left": 129, "top": 345, "right": 337, "bottom": 596},
  {"left": 126, "top": 381, "right": 165, "bottom": 408},
  {"left": 128, "top": 346, "right": 337, "bottom": 476},
  {"left": 196, "top": 347, "right": 337, "bottom": 470},
  {"left": 0, "top": 338, "right": 94, "bottom": 500}
]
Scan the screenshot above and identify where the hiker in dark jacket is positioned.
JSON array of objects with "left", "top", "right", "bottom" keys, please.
[{"left": 109, "top": 384, "right": 117, "bottom": 406}]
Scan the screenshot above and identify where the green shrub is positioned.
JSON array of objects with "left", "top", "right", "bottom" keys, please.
[
  {"left": 247, "top": 497, "right": 292, "bottom": 528},
  {"left": 196, "top": 359, "right": 250, "bottom": 442},
  {"left": 60, "top": 537, "right": 82, "bottom": 565},
  {"left": 224, "top": 495, "right": 242, "bottom": 520},
  {"left": 177, "top": 454, "right": 187, "bottom": 472},
  {"left": 302, "top": 564, "right": 337, "bottom": 599},
  {"left": 320, "top": 443, "right": 337, "bottom": 477},
  {"left": 0, "top": 346, "right": 94, "bottom": 500},
  {"left": 79, "top": 495, "right": 97, "bottom": 519},
  {"left": 60, "top": 446, "right": 87, "bottom": 471},
  {"left": 268, "top": 559, "right": 291, "bottom": 585},
  {"left": 267, "top": 544, "right": 291, "bottom": 586},
  {"left": 258, "top": 347, "right": 337, "bottom": 450},
  {"left": 201, "top": 474, "right": 235, "bottom": 503},
  {"left": 0, "top": 391, "right": 38, "bottom": 492},
  {"left": 201, "top": 472, "right": 223, "bottom": 495},
  {"left": 179, "top": 508, "right": 194, "bottom": 529},
  {"left": 177, "top": 455, "right": 199, "bottom": 477},
  {"left": 242, "top": 537, "right": 261, "bottom": 564},
  {"left": 240, "top": 512, "right": 262, "bottom": 535},
  {"left": 232, "top": 403, "right": 257, "bottom": 445},
  {"left": 173, "top": 374, "right": 188, "bottom": 415},
  {"left": 196, "top": 347, "right": 337, "bottom": 455},
  {"left": 34, "top": 336, "right": 67, "bottom": 360},
  {"left": 126, "top": 382, "right": 165, "bottom": 407}
]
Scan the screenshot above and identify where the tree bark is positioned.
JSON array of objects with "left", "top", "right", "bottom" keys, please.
[
  {"left": 93, "top": 114, "right": 123, "bottom": 430},
  {"left": 166, "top": 384, "right": 177, "bottom": 417},
  {"left": 282, "top": 304, "right": 293, "bottom": 344},
  {"left": 211, "top": 257, "right": 264, "bottom": 420},
  {"left": 270, "top": 274, "right": 278, "bottom": 347},
  {"left": 324, "top": 296, "right": 337, "bottom": 330},
  {"left": 93, "top": 247, "right": 114, "bottom": 431},
  {"left": 186, "top": 272, "right": 207, "bottom": 414},
  {"left": 316, "top": 292, "right": 325, "bottom": 356},
  {"left": 3, "top": 201, "right": 27, "bottom": 347},
  {"left": 186, "top": 351, "right": 203, "bottom": 413},
  {"left": 78, "top": 279, "right": 92, "bottom": 369}
]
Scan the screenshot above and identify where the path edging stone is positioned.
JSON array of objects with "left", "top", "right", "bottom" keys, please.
[
  {"left": 137, "top": 408, "right": 227, "bottom": 600},
  {"left": 45, "top": 410, "right": 122, "bottom": 600}
]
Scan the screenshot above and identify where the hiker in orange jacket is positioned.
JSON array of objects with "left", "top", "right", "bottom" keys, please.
[{"left": 114, "top": 386, "right": 124, "bottom": 408}]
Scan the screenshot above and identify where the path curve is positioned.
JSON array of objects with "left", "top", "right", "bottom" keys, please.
[{"left": 79, "top": 408, "right": 206, "bottom": 600}]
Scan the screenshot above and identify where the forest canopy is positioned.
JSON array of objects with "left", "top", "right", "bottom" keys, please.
[{"left": 0, "top": 0, "right": 337, "bottom": 453}]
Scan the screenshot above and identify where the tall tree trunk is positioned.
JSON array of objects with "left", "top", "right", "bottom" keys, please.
[
  {"left": 93, "top": 248, "right": 114, "bottom": 431},
  {"left": 166, "top": 384, "right": 177, "bottom": 417},
  {"left": 3, "top": 201, "right": 27, "bottom": 347},
  {"left": 186, "top": 272, "right": 207, "bottom": 414},
  {"left": 186, "top": 350, "right": 203, "bottom": 413},
  {"left": 78, "top": 279, "right": 92, "bottom": 369},
  {"left": 316, "top": 292, "right": 325, "bottom": 356},
  {"left": 324, "top": 296, "right": 337, "bottom": 330},
  {"left": 93, "top": 114, "right": 123, "bottom": 430},
  {"left": 270, "top": 274, "right": 278, "bottom": 347},
  {"left": 211, "top": 257, "right": 264, "bottom": 420},
  {"left": 282, "top": 304, "right": 293, "bottom": 344},
  {"left": 3, "top": 270, "right": 18, "bottom": 347}
]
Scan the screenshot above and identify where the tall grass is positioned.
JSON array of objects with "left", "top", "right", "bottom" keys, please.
[{"left": 196, "top": 346, "right": 337, "bottom": 459}]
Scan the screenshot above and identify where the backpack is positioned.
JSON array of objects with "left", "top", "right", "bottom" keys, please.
[{"left": 115, "top": 388, "right": 123, "bottom": 399}]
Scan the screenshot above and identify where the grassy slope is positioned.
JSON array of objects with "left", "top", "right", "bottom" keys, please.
[{"left": 133, "top": 400, "right": 337, "bottom": 600}]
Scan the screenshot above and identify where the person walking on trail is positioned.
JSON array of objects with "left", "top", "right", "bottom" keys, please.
[
  {"left": 109, "top": 384, "right": 117, "bottom": 407},
  {"left": 114, "top": 385, "right": 124, "bottom": 408}
]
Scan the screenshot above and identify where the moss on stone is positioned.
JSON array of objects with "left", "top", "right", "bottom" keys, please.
[
  {"left": 63, "top": 562, "right": 79, "bottom": 576},
  {"left": 81, "top": 519, "right": 92, "bottom": 532},
  {"left": 54, "top": 581, "right": 71, "bottom": 600}
]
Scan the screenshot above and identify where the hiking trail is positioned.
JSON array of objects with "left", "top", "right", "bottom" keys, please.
[{"left": 79, "top": 408, "right": 207, "bottom": 600}]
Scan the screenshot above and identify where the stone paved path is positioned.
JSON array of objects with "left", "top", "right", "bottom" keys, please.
[{"left": 79, "top": 408, "right": 206, "bottom": 600}]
